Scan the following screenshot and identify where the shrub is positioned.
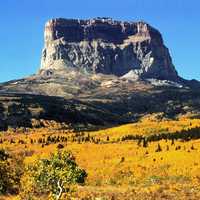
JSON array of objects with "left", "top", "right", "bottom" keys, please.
[
  {"left": 0, "top": 149, "right": 24, "bottom": 195},
  {"left": 20, "top": 151, "right": 87, "bottom": 200},
  {"left": 57, "top": 143, "right": 64, "bottom": 149}
]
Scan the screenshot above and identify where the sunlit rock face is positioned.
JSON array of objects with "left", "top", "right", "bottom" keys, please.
[{"left": 40, "top": 17, "right": 178, "bottom": 81}]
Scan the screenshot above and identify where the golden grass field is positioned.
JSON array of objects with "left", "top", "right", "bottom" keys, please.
[{"left": 1, "top": 114, "right": 200, "bottom": 199}]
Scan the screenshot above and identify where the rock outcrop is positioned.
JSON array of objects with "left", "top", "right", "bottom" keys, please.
[
  {"left": 1, "top": 18, "right": 200, "bottom": 130},
  {"left": 40, "top": 17, "right": 178, "bottom": 81}
]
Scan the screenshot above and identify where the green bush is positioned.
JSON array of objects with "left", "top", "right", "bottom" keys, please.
[{"left": 20, "top": 151, "right": 87, "bottom": 200}]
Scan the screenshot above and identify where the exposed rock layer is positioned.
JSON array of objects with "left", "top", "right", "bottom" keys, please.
[
  {"left": 1, "top": 18, "right": 200, "bottom": 130},
  {"left": 40, "top": 18, "right": 178, "bottom": 81}
]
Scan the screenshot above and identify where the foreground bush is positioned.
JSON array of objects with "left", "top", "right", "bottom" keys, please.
[
  {"left": 0, "top": 149, "right": 24, "bottom": 195},
  {"left": 20, "top": 151, "right": 87, "bottom": 200}
]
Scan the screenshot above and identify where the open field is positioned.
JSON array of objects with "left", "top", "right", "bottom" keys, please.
[{"left": 1, "top": 115, "right": 200, "bottom": 199}]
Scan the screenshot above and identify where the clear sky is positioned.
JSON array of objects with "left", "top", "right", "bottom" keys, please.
[{"left": 0, "top": 0, "right": 199, "bottom": 82}]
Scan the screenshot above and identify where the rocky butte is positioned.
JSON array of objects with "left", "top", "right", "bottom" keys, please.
[
  {"left": 1, "top": 17, "right": 200, "bottom": 130},
  {"left": 40, "top": 17, "right": 179, "bottom": 81}
]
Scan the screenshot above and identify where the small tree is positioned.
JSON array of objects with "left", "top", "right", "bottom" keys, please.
[
  {"left": 0, "top": 149, "right": 11, "bottom": 194},
  {"left": 155, "top": 143, "right": 162, "bottom": 152},
  {"left": 106, "top": 136, "right": 110, "bottom": 142},
  {"left": 21, "top": 151, "right": 87, "bottom": 200},
  {"left": 142, "top": 138, "right": 148, "bottom": 148},
  {"left": 137, "top": 138, "right": 142, "bottom": 147}
]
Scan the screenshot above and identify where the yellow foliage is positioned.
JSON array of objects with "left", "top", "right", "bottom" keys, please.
[{"left": 1, "top": 116, "right": 200, "bottom": 199}]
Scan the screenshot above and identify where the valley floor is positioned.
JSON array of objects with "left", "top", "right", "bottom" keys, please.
[{"left": 1, "top": 115, "right": 200, "bottom": 199}]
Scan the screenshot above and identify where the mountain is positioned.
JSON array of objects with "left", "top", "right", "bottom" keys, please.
[
  {"left": 40, "top": 18, "right": 178, "bottom": 81},
  {"left": 0, "top": 17, "right": 200, "bottom": 130}
]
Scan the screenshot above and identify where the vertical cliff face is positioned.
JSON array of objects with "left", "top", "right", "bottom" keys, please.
[{"left": 40, "top": 18, "right": 178, "bottom": 81}]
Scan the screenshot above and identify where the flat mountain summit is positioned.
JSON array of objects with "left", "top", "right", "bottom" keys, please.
[
  {"left": 0, "top": 18, "right": 200, "bottom": 130},
  {"left": 40, "top": 17, "right": 178, "bottom": 81}
]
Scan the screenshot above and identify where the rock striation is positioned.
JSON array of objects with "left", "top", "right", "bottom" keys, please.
[{"left": 40, "top": 17, "right": 179, "bottom": 81}]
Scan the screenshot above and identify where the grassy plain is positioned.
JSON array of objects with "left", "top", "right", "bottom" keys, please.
[{"left": 1, "top": 115, "right": 200, "bottom": 199}]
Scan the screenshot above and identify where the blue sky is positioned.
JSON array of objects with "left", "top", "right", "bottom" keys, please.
[{"left": 0, "top": 0, "right": 199, "bottom": 82}]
